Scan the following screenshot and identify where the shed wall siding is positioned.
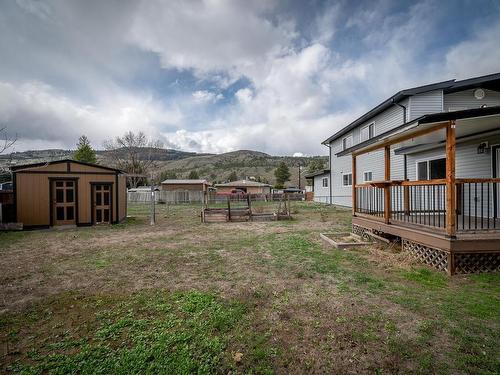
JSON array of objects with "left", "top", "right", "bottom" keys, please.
[{"left": 16, "top": 172, "right": 121, "bottom": 226}]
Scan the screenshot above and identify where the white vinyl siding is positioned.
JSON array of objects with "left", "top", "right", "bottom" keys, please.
[
  {"left": 408, "top": 90, "right": 443, "bottom": 120},
  {"left": 443, "top": 89, "right": 500, "bottom": 112},
  {"left": 313, "top": 174, "right": 330, "bottom": 204}
]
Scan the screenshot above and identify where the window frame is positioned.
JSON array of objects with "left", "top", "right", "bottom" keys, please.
[
  {"left": 360, "top": 122, "right": 375, "bottom": 142},
  {"left": 342, "top": 173, "right": 353, "bottom": 187},
  {"left": 322, "top": 177, "right": 328, "bottom": 187},
  {"left": 363, "top": 171, "right": 373, "bottom": 182},
  {"left": 415, "top": 156, "right": 446, "bottom": 181},
  {"left": 342, "top": 135, "right": 353, "bottom": 151}
]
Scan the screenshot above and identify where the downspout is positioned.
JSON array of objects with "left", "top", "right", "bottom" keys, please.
[
  {"left": 393, "top": 99, "right": 408, "bottom": 180},
  {"left": 327, "top": 143, "right": 333, "bottom": 205}
]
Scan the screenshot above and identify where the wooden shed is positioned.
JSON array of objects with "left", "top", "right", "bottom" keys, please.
[{"left": 11, "top": 159, "right": 127, "bottom": 229}]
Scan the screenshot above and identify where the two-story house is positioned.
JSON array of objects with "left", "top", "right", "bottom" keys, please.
[{"left": 322, "top": 72, "right": 500, "bottom": 274}]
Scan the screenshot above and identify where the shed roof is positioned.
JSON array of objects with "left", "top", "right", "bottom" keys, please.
[
  {"left": 10, "top": 159, "right": 125, "bottom": 173},
  {"left": 215, "top": 180, "right": 272, "bottom": 187},
  {"left": 161, "top": 179, "right": 209, "bottom": 184}
]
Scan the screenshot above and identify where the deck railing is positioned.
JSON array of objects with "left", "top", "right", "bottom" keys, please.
[
  {"left": 354, "top": 178, "right": 500, "bottom": 233},
  {"left": 456, "top": 179, "right": 500, "bottom": 231}
]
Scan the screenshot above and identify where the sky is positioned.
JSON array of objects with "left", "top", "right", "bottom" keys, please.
[{"left": 0, "top": 0, "right": 499, "bottom": 156}]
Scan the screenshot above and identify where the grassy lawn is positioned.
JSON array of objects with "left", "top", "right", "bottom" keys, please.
[{"left": 0, "top": 202, "right": 499, "bottom": 374}]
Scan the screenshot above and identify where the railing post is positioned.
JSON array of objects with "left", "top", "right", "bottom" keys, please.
[
  {"left": 446, "top": 121, "right": 456, "bottom": 237},
  {"left": 384, "top": 145, "right": 391, "bottom": 224},
  {"left": 352, "top": 154, "right": 357, "bottom": 215}
]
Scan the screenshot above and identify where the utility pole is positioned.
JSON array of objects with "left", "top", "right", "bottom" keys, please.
[
  {"left": 150, "top": 171, "right": 156, "bottom": 225},
  {"left": 298, "top": 164, "right": 302, "bottom": 190}
]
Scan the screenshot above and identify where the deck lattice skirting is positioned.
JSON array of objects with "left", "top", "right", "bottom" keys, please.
[
  {"left": 352, "top": 224, "right": 370, "bottom": 241},
  {"left": 402, "top": 239, "right": 449, "bottom": 273},
  {"left": 454, "top": 253, "right": 500, "bottom": 274}
]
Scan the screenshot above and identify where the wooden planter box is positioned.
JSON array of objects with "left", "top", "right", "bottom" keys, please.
[{"left": 320, "top": 232, "right": 371, "bottom": 249}]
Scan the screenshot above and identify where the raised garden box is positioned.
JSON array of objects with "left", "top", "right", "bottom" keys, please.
[{"left": 320, "top": 232, "right": 371, "bottom": 249}]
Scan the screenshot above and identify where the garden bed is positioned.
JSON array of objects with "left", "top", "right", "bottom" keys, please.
[{"left": 320, "top": 232, "right": 372, "bottom": 249}]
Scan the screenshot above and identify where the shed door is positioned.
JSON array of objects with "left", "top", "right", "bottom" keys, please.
[
  {"left": 52, "top": 180, "right": 76, "bottom": 226},
  {"left": 93, "top": 184, "right": 111, "bottom": 224}
]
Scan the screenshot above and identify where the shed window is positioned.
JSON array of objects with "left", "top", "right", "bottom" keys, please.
[
  {"left": 363, "top": 171, "right": 373, "bottom": 182},
  {"left": 56, "top": 189, "right": 64, "bottom": 203},
  {"left": 417, "top": 158, "right": 446, "bottom": 180},
  {"left": 322, "top": 177, "right": 328, "bottom": 187},
  {"left": 66, "top": 206, "right": 74, "bottom": 220},
  {"left": 56, "top": 207, "right": 64, "bottom": 220},
  {"left": 66, "top": 189, "right": 74, "bottom": 203},
  {"left": 342, "top": 173, "right": 352, "bottom": 187}
]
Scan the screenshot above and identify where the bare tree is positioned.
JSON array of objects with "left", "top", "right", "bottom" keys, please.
[
  {"left": 104, "top": 131, "right": 163, "bottom": 188},
  {"left": 0, "top": 127, "right": 17, "bottom": 155}
]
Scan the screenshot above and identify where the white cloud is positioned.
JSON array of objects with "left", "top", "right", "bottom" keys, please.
[
  {"left": 0, "top": 80, "right": 183, "bottom": 148},
  {"left": 192, "top": 90, "right": 223, "bottom": 103},
  {"left": 444, "top": 23, "right": 500, "bottom": 79},
  {"left": 129, "top": 0, "right": 294, "bottom": 81},
  {"left": 1, "top": 0, "right": 499, "bottom": 156}
]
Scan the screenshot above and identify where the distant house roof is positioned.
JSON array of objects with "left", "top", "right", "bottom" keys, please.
[
  {"left": 304, "top": 169, "right": 330, "bottom": 178},
  {"left": 215, "top": 180, "right": 272, "bottom": 187},
  {"left": 161, "top": 179, "right": 209, "bottom": 185},
  {"left": 322, "top": 72, "right": 500, "bottom": 145},
  {"left": 10, "top": 159, "right": 125, "bottom": 173}
]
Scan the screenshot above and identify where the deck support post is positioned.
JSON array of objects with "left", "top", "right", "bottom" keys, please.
[
  {"left": 446, "top": 121, "right": 456, "bottom": 238},
  {"left": 352, "top": 155, "right": 357, "bottom": 215},
  {"left": 384, "top": 145, "right": 391, "bottom": 224}
]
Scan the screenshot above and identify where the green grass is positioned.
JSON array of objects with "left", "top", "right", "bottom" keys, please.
[
  {"left": 1, "top": 202, "right": 499, "bottom": 374},
  {"left": 6, "top": 290, "right": 272, "bottom": 375}
]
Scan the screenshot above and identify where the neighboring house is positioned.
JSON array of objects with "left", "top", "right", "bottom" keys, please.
[
  {"left": 215, "top": 180, "right": 272, "bottom": 194},
  {"left": 11, "top": 159, "right": 127, "bottom": 229},
  {"left": 304, "top": 169, "right": 330, "bottom": 203},
  {"left": 161, "top": 179, "right": 209, "bottom": 192},
  {"left": 321, "top": 72, "right": 500, "bottom": 275}
]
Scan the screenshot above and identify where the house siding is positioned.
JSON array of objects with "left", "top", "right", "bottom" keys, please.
[
  {"left": 408, "top": 90, "right": 443, "bottom": 120},
  {"left": 313, "top": 174, "right": 330, "bottom": 203},
  {"left": 444, "top": 89, "right": 500, "bottom": 111},
  {"left": 329, "top": 101, "right": 407, "bottom": 207},
  {"left": 406, "top": 133, "right": 500, "bottom": 218}
]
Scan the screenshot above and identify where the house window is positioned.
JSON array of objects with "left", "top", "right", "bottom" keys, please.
[
  {"left": 360, "top": 123, "right": 375, "bottom": 142},
  {"left": 342, "top": 173, "right": 352, "bottom": 187},
  {"left": 416, "top": 158, "right": 446, "bottom": 180},
  {"left": 363, "top": 171, "right": 373, "bottom": 182},
  {"left": 322, "top": 177, "right": 328, "bottom": 187},
  {"left": 342, "top": 135, "right": 353, "bottom": 151}
]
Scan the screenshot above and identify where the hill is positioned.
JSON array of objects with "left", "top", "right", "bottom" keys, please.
[
  {"left": 153, "top": 150, "right": 327, "bottom": 187},
  {"left": 0, "top": 148, "right": 328, "bottom": 187}
]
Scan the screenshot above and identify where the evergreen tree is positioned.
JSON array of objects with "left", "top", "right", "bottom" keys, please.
[
  {"left": 307, "top": 158, "right": 326, "bottom": 174},
  {"left": 228, "top": 171, "right": 238, "bottom": 182},
  {"left": 274, "top": 161, "right": 291, "bottom": 188},
  {"left": 188, "top": 170, "right": 200, "bottom": 179},
  {"left": 73, "top": 135, "right": 97, "bottom": 164},
  {"left": 160, "top": 170, "right": 177, "bottom": 181}
]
